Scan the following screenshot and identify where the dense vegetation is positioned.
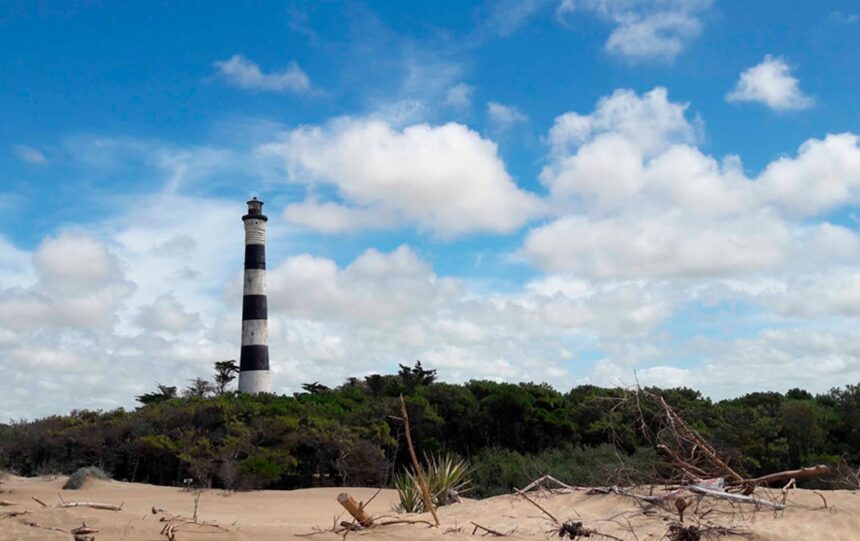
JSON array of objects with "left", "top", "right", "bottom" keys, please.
[{"left": 1, "top": 362, "right": 858, "bottom": 496}]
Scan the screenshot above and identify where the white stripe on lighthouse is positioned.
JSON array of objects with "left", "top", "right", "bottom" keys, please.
[
  {"left": 238, "top": 370, "right": 270, "bottom": 394},
  {"left": 243, "top": 269, "right": 266, "bottom": 295},
  {"left": 241, "top": 319, "right": 269, "bottom": 345}
]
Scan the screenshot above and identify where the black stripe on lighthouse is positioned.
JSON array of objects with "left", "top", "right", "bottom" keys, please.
[
  {"left": 244, "top": 244, "right": 266, "bottom": 269},
  {"left": 242, "top": 294, "right": 268, "bottom": 320},
  {"left": 238, "top": 196, "right": 271, "bottom": 394},
  {"left": 240, "top": 345, "right": 269, "bottom": 371}
]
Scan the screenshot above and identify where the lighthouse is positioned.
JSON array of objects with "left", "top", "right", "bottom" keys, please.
[{"left": 239, "top": 197, "right": 271, "bottom": 394}]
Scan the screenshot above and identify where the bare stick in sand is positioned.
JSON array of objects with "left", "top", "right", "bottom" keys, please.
[
  {"left": 400, "top": 394, "right": 440, "bottom": 526},
  {"left": 31, "top": 496, "right": 48, "bottom": 508},
  {"left": 514, "top": 487, "right": 561, "bottom": 526}
]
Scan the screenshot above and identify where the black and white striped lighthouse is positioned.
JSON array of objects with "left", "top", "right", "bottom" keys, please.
[{"left": 239, "top": 197, "right": 271, "bottom": 394}]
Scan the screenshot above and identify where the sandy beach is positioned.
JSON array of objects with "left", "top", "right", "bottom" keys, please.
[{"left": 1, "top": 474, "right": 858, "bottom": 540}]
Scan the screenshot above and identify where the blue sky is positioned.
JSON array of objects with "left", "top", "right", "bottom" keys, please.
[{"left": 2, "top": 0, "right": 860, "bottom": 418}]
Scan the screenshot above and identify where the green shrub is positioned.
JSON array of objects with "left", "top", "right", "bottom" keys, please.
[
  {"left": 62, "top": 466, "right": 110, "bottom": 490},
  {"left": 395, "top": 453, "right": 473, "bottom": 513},
  {"left": 470, "top": 444, "right": 658, "bottom": 498}
]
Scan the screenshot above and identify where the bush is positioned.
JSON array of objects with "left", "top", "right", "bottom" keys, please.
[
  {"left": 395, "top": 453, "right": 472, "bottom": 512},
  {"left": 470, "top": 444, "right": 658, "bottom": 498},
  {"left": 62, "top": 466, "right": 110, "bottom": 490}
]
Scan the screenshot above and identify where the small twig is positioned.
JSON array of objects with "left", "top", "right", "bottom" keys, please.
[
  {"left": 470, "top": 521, "right": 508, "bottom": 536},
  {"left": 31, "top": 496, "right": 48, "bottom": 508}
]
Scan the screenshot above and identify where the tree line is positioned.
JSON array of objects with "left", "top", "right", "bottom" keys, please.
[{"left": 0, "top": 361, "right": 857, "bottom": 496}]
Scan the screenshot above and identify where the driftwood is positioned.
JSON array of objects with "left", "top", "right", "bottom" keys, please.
[
  {"left": 337, "top": 493, "right": 374, "bottom": 527},
  {"left": 59, "top": 501, "right": 123, "bottom": 511},
  {"left": 588, "top": 481, "right": 785, "bottom": 511},
  {"left": 687, "top": 484, "right": 784, "bottom": 510},
  {"left": 399, "top": 394, "right": 440, "bottom": 526},
  {"left": 152, "top": 503, "right": 230, "bottom": 541},
  {"left": 520, "top": 475, "right": 576, "bottom": 493},
  {"left": 731, "top": 464, "right": 831, "bottom": 487},
  {"left": 31, "top": 496, "right": 48, "bottom": 508}
]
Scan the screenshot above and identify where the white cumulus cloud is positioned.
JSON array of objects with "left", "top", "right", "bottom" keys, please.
[
  {"left": 525, "top": 87, "right": 860, "bottom": 279},
  {"left": 260, "top": 118, "right": 543, "bottom": 237},
  {"left": 560, "top": 0, "right": 713, "bottom": 61},
  {"left": 726, "top": 55, "right": 813, "bottom": 111}
]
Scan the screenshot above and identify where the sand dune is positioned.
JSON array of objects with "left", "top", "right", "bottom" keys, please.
[{"left": 1, "top": 474, "right": 858, "bottom": 540}]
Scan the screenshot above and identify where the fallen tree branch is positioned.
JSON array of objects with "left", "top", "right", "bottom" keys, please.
[
  {"left": 730, "top": 464, "right": 831, "bottom": 487},
  {"left": 31, "top": 496, "right": 48, "bottom": 508}
]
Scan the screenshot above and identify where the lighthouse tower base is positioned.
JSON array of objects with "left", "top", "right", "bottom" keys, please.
[{"left": 238, "top": 370, "right": 270, "bottom": 394}]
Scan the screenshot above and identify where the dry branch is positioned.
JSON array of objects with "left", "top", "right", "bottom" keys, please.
[
  {"left": 687, "top": 484, "right": 784, "bottom": 510},
  {"left": 731, "top": 464, "right": 831, "bottom": 487},
  {"left": 400, "top": 394, "right": 440, "bottom": 526},
  {"left": 520, "top": 475, "right": 576, "bottom": 493},
  {"left": 31, "top": 496, "right": 48, "bottom": 508},
  {"left": 514, "top": 487, "right": 561, "bottom": 525}
]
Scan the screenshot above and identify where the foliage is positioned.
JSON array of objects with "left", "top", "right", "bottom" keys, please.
[
  {"left": 184, "top": 378, "right": 216, "bottom": 398},
  {"left": 62, "top": 466, "right": 110, "bottom": 489},
  {"left": 136, "top": 384, "right": 178, "bottom": 405},
  {"left": 214, "top": 360, "right": 239, "bottom": 395},
  {"left": 394, "top": 453, "right": 472, "bottom": 512},
  {"left": 2, "top": 361, "right": 859, "bottom": 496}
]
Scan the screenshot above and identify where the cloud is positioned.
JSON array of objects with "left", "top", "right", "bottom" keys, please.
[
  {"left": 525, "top": 87, "right": 860, "bottom": 278},
  {"left": 12, "top": 144, "right": 48, "bottom": 165},
  {"left": 828, "top": 11, "right": 859, "bottom": 24},
  {"left": 282, "top": 200, "right": 397, "bottom": 234},
  {"left": 33, "top": 232, "right": 123, "bottom": 290},
  {"left": 726, "top": 55, "right": 813, "bottom": 111},
  {"left": 445, "top": 83, "right": 475, "bottom": 109},
  {"left": 561, "top": 0, "right": 713, "bottom": 61},
  {"left": 487, "top": 101, "right": 528, "bottom": 131},
  {"left": 213, "top": 54, "right": 312, "bottom": 93},
  {"left": 482, "top": 0, "right": 551, "bottom": 37},
  {"left": 136, "top": 293, "right": 201, "bottom": 334},
  {"left": 260, "top": 118, "right": 543, "bottom": 237}
]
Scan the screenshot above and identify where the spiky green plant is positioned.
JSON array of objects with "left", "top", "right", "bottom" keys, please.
[
  {"left": 394, "top": 453, "right": 473, "bottom": 513},
  {"left": 393, "top": 470, "right": 424, "bottom": 513}
]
